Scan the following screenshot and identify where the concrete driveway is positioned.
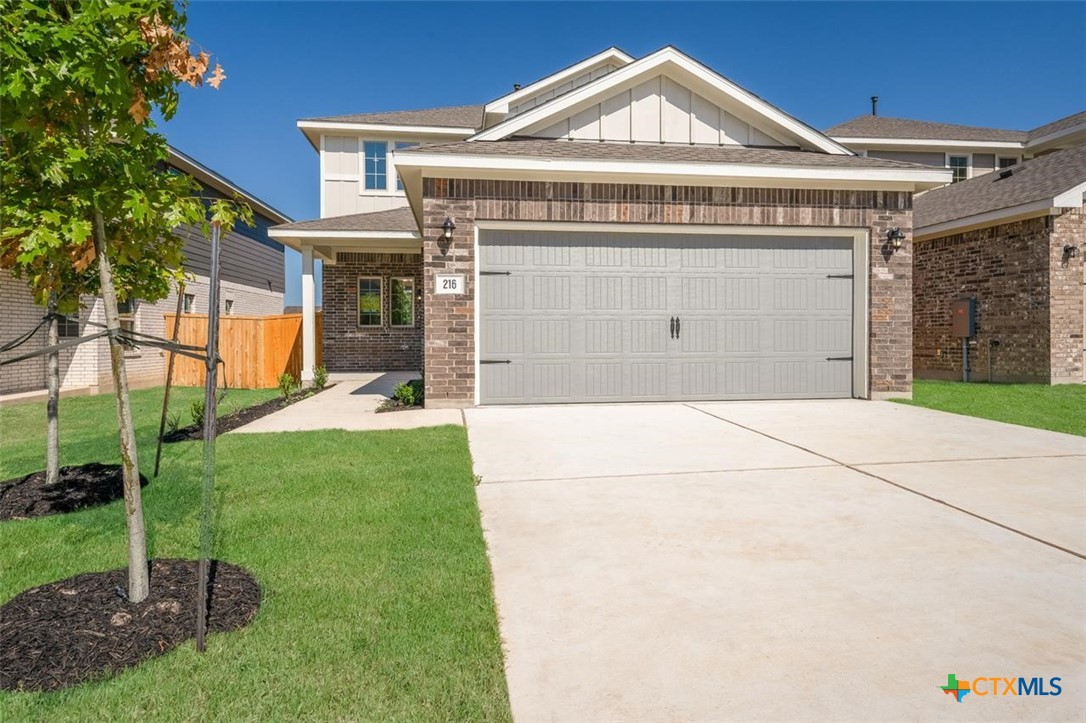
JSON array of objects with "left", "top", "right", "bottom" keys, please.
[{"left": 465, "top": 400, "right": 1085, "bottom": 721}]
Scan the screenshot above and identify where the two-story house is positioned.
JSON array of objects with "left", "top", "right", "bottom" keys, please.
[
  {"left": 271, "top": 46, "right": 951, "bottom": 407},
  {"left": 0, "top": 147, "right": 292, "bottom": 397}
]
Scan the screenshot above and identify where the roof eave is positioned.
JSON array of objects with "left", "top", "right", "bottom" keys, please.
[
  {"left": 395, "top": 150, "right": 952, "bottom": 191},
  {"left": 167, "top": 148, "right": 292, "bottom": 225},
  {"left": 831, "top": 136, "right": 1026, "bottom": 150},
  {"left": 915, "top": 184, "right": 1086, "bottom": 240}
]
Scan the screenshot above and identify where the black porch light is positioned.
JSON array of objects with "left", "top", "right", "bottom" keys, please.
[
  {"left": 441, "top": 216, "right": 456, "bottom": 240},
  {"left": 887, "top": 227, "right": 906, "bottom": 250}
]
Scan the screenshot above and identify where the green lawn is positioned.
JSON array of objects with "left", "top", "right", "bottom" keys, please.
[
  {"left": 0, "top": 389, "right": 511, "bottom": 721},
  {"left": 894, "top": 380, "right": 1086, "bottom": 436}
]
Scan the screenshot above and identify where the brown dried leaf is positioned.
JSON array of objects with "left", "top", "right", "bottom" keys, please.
[
  {"left": 207, "top": 63, "right": 226, "bottom": 90},
  {"left": 127, "top": 91, "right": 150, "bottom": 124}
]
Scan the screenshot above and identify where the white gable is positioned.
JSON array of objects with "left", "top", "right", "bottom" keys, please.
[
  {"left": 473, "top": 47, "right": 851, "bottom": 155},
  {"left": 530, "top": 74, "right": 788, "bottom": 146}
]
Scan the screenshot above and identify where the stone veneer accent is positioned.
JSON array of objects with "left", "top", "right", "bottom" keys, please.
[
  {"left": 422, "top": 179, "right": 914, "bottom": 407},
  {"left": 321, "top": 252, "right": 423, "bottom": 373},
  {"left": 914, "top": 206, "right": 1084, "bottom": 384}
]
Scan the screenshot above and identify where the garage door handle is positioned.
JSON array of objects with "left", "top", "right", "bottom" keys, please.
[
  {"left": 670, "top": 317, "right": 676, "bottom": 339},
  {"left": 675, "top": 316, "right": 681, "bottom": 339}
]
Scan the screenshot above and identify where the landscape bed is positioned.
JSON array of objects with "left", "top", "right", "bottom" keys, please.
[{"left": 0, "top": 387, "right": 511, "bottom": 720}]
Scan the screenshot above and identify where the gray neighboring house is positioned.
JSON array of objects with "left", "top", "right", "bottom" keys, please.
[
  {"left": 911, "top": 144, "right": 1086, "bottom": 384},
  {"left": 271, "top": 46, "right": 951, "bottom": 408},
  {"left": 0, "top": 147, "right": 292, "bottom": 396}
]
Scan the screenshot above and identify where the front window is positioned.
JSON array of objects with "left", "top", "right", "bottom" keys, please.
[
  {"left": 394, "top": 141, "right": 418, "bottom": 191},
  {"left": 948, "top": 155, "right": 969, "bottom": 183},
  {"left": 57, "top": 314, "right": 80, "bottom": 338},
  {"left": 117, "top": 298, "right": 137, "bottom": 333},
  {"left": 998, "top": 157, "right": 1018, "bottom": 169},
  {"left": 390, "top": 278, "right": 415, "bottom": 327},
  {"left": 363, "top": 141, "right": 387, "bottom": 190},
  {"left": 358, "top": 277, "right": 382, "bottom": 326}
]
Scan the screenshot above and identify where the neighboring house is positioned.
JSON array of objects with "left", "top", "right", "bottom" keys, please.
[
  {"left": 271, "top": 46, "right": 951, "bottom": 407},
  {"left": 912, "top": 144, "right": 1086, "bottom": 384},
  {"left": 0, "top": 147, "right": 292, "bottom": 396},
  {"left": 826, "top": 111, "right": 1086, "bottom": 182}
]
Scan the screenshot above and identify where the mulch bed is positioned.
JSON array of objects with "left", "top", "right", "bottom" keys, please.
[
  {"left": 164, "top": 384, "right": 334, "bottom": 442},
  {"left": 375, "top": 399, "right": 423, "bottom": 414},
  {"left": 0, "top": 559, "right": 260, "bottom": 692},
  {"left": 0, "top": 463, "right": 148, "bottom": 523}
]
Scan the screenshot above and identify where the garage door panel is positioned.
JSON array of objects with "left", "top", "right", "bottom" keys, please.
[{"left": 479, "top": 231, "right": 854, "bottom": 404}]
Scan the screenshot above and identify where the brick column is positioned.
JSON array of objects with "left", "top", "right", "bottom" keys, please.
[
  {"left": 868, "top": 205, "right": 913, "bottom": 398},
  {"left": 422, "top": 186, "right": 476, "bottom": 408}
]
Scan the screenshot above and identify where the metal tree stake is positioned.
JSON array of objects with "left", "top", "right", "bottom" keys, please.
[
  {"left": 154, "top": 281, "right": 186, "bottom": 478},
  {"left": 196, "top": 221, "right": 222, "bottom": 652}
]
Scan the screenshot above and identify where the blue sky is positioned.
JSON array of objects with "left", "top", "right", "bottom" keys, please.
[{"left": 166, "top": 1, "right": 1086, "bottom": 306}]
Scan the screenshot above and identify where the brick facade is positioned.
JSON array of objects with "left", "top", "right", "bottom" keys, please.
[
  {"left": 422, "top": 179, "right": 914, "bottom": 407},
  {"left": 321, "top": 252, "right": 423, "bottom": 373},
  {"left": 1, "top": 275, "right": 283, "bottom": 395},
  {"left": 913, "top": 205, "right": 1085, "bottom": 384}
]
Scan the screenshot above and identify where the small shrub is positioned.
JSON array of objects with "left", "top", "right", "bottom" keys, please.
[
  {"left": 190, "top": 399, "right": 205, "bottom": 428},
  {"left": 277, "top": 372, "right": 299, "bottom": 399},
  {"left": 312, "top": 365, "right": 329, "bottom": 390},
  {"left": 165, "top": 411, "right": 182, "bottom": 434},
  {"left": 392, "top": 379, "right": 424, "bottom": 407}
]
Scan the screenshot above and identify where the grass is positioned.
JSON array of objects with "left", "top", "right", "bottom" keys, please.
[
  {"left": 893, "top": 380, "right": 1086, "bottom": 436},
  {"left": 0, "top": 389, "right": 511, "bottom": 721}
]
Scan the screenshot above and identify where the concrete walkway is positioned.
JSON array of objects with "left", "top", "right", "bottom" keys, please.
[
  {"left": 230, "top": 372, "right": 461, "bottom": 433},
  {"left": 466, "top": 400, "right": 1085, "bottom": 721}
]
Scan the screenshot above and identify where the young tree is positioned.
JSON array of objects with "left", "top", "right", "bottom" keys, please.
[{"left": 1, "top": 0, "right": 228, "bottom": 602}]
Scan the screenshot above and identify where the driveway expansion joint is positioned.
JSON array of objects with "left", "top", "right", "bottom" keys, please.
[
  {"left": 476, "top": 462, "right": 837, "bottom": 486},
  {"left": 684, "top": 404, "right": 1086, "bottom": 560}
]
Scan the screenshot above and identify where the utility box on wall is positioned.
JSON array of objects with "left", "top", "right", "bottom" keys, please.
[{"left": 951, "top": 298, "right": 976, "bottom": 338}]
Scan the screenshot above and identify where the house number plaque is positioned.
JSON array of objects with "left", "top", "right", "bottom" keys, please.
[{"left": 435, "top": 274, "right": 464, "bottom": 295}]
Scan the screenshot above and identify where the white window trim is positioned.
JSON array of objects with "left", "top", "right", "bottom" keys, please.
[
  {"left": 390, "top": 277, "right": 415, "bottom": 327},
  {"left": 361, "top": 141, "right": 392, "bottom": 194},
  {"left": 946, "top": 153, "right": 972, "bottom": 182},
  {"left": 357, "top": 276, "right": 383, "bottom": 327}
]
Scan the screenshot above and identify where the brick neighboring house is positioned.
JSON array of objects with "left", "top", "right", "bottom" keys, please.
[
  {"left": 0, "top": 147, "right": 292, "bottom": 396},
  {"left": 912, "top": 144, "right": 1086, "bottom": 384},
  {"left": 271, "top": 46, "right": 952, "bottom": 407}
]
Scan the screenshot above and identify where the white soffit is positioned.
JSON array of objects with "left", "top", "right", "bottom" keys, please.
[{"left": 471, "top": 47, "right": 853, "bottom": 155}]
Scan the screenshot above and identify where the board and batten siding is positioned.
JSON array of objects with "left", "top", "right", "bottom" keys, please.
[{"left": 530, "top": 75, "right": 787, "bottom": 146}]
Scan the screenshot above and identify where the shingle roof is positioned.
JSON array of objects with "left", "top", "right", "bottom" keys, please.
[
  {"left": 302, "top": 104, "right": 485, "bottom": 129},
  {"left": 1027, "top": 110, "right": 1086, "bottom": 141},
  {"left": 404, "top": 138, "right": 937, "bottom": 170},
  {"left": 915, "top": 144, "right": 1086, "bottom": 229},
  {"left": 272, "top": 207, "right": 418, "bottom": 234},
  {"left": 825, "top": 115, "right": 1028, "bottom": 143}
]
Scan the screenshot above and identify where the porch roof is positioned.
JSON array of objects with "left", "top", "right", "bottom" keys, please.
[{"left": 268, "top": 207, "right": 421, "bottom": 259}]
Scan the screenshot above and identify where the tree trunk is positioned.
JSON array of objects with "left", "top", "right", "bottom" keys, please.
[
  {"left": 46, "top": 293, "right": 60, "bottom": 486},
  {"left": 92, "top": 209, "right": 149, "bottom": 603}
]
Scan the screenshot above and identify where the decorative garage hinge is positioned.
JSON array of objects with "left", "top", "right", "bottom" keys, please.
[
  {"left": 825, "top": 274, "right": 854, "bottom": 278},
  {"left": 825, "top": 356, "right": 854, "bottom": 361},
  {"left": 480, "top": 271, "right": 512, "bottom": 276},
  {"left": 480, "top": 359, "right": 512, "bottom": 364}
]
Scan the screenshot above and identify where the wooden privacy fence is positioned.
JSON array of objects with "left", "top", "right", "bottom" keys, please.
[{"left": 163, "top": 312, "right": 322, "bottom": 389}]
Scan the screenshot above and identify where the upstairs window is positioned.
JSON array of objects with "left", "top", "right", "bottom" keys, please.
[
  {"left": 998, "top": 157, "right": 1018, "bottom": 169},
  {"left": 394, "top": 142, "right": 418, "bottom": 191},
  {"left": 357, "top": 277, "right": 382, "bottom": 326},
  {"left": 363, "top": 141, "right": 387, "bottom": 190},
  {"left": 948, "top": 155, "right": 969, "bottom": 183}
]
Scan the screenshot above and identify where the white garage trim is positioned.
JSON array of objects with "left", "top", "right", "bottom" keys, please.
[{"left": 472, "top": 221, "right": 870, "bottom": 405}]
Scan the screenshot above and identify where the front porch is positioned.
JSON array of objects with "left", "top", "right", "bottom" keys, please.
[{"left": 269, "top": 207, "right": 422, "bottom": 382}]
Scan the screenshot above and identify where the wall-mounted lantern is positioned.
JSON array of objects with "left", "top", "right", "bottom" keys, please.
[
  {"left": 441, "top": 217, "right": 456, "bottom": 241},
  {"left": 1063, "top": 244, "right": 1080, "bottom": 260},
  {"left": 887, "top": 227, "right": 906, "bottom": 251}
]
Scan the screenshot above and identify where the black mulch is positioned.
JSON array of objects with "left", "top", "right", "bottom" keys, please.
[
  {"left": 163, "top": 384, "right": 334, "bottom": 442},
  {"left": 0, "top": 464, "right": 148, "bottom": 523},
  {"left": 0, "top": 559, "right": 260, "bottom": 692}
]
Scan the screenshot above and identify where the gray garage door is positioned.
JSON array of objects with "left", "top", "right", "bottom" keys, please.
[{"left": 478, "top": 230, "right": 854, "bottom": 404}]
